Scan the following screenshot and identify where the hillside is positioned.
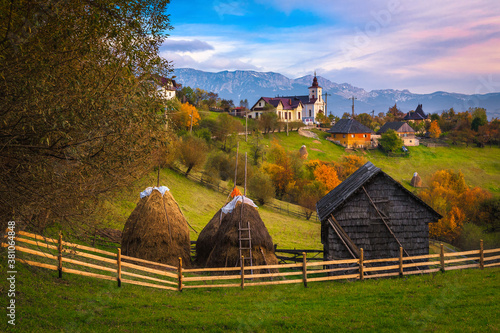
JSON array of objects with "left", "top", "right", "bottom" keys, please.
[{"left": 173, "top": 68, "right": 500, "bottom": 118}]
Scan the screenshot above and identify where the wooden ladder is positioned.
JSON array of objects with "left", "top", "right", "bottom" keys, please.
[{"left": 238, "top": 221, "right": 253, "bottom": 271}]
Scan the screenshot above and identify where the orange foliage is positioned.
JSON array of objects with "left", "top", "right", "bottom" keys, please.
[
  {"left": 179, "top": 102, "right": 200, "bottom": 128},
  {"left": 429, "top": 120, "right": 441, "bottom": 138},
  {"left": 313, "top": 164, "right": 341, "bottom": 191},
  {"left": 420, "top": 169, "right": 491, "bottom": 242},
  {"left": 337, "top": 155, "right": 367, "bottom": 180}
]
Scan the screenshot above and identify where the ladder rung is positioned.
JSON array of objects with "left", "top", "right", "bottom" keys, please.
[{"left": 240, "top": 238, "right": 251, "bottom": 241}]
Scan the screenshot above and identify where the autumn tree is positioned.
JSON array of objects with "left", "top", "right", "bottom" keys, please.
[
  {"left": 213, "top": 113, "right": 243, "bottom": 152},
  {"left": 178, "top": 136, "right": 207, "bottom": 176},
  {"left": 0, "top": 0, "right": 173, "bottom": 232},
  {"left": 313, "top": 164, "right": 341, "bottom": 191},
  {"left": 248, "top": 172, "right": 275, "bottom": 205},
  {"left": 419, "top": 169, "right": 491, "bottom": 243},
  {"left": 429, "top": 120, "right": 442, "bottom": 138},
  {"left": 298, "top": 181, "right": 327, "bottom": 220},
  {"left": 263, "top": 141, "right": 302, "bottom": 198}
]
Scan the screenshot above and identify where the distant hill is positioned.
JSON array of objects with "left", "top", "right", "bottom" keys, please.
[{"left": 173, "top": 68, "right": 500, "bottom": 119}]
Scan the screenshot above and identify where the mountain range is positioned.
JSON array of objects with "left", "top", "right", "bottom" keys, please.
[{"left": 172, "top": 68, "right": 500, "bottom": 119}]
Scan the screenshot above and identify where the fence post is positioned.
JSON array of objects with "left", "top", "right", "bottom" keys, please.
[
  {"left": 399, "top": 246, "right": 403, "bottom": 277},
  {"left": 302, "top": 252, "right": 308, "bottom": 288},
  {"left": 479, "top": 239, "right": 484, "bottom": 270},
  {"left": 359, "top": 248, "right": 364, "bottom": 281},
  {"left": 440, "top": 244, "right": 445, "bottom": 273},
  {"left": 117, "top": 248, "right": 122, "bottom": 287},
  {"left": 241, "top": 256, "right": 245, "bottom": 289},
  {"left": 58, "top": 232, "right": 63, "bottom": 278},
  {"left": 178, "top": 257, "right": 183, "bottom": 292}
]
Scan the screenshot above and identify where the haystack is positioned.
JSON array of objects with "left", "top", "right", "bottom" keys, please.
[
  {"left": 121, "top": 187, "right": 191, "bottom": 267},
  {"left": 411, "top": 172, "right": 422, "bottom": 187},
  {"left": 299, "top": 145, "right": 308, "bottom": 159},
  {"left": 196, "top": 196, "right": 278, "bottom": 271}
]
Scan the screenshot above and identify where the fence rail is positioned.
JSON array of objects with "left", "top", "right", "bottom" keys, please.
[{"left": 3, "top": 230, "right": 499, "bottom": 292}]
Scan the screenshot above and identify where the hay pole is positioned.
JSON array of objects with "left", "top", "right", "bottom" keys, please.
[{"left": 240, "top": 255, "right": 245, "bottom": 289}]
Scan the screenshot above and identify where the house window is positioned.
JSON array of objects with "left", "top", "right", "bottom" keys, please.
[
  {"left": 278, "top": 112, "right": 281, "bottom": 119},
  {"left": 351, "top": 134, "right": 355, "bottom": 138},
  {"left": 298, "top": 112, "right": 301, "bottom": 119},
  {"left": 259, "top": 102, "right": 262, "bottom": 107},
  {"left": 309, "top": 110, "right": 312, "bottom": 117},
  {"left": 343, "top": 134, "right": 346, "bottom": 138},
  {"left": 289, "top": 112, "right": 291, "bottom": 120},
  {"left": 285, "top": 112, "right": 287, "bottom": 120},
  {"left": 363, "top": 134, "right": 367, "bottom": 138}
]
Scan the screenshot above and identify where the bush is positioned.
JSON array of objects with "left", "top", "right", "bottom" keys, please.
[
  {"left": 205, "top": 152, "right": 232, "bottom": 181},
  {"left": 248, "top": 172, "right": 275, "bottom": 205}
]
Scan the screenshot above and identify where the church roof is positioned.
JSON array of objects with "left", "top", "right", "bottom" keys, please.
[
  {"left": 251, "top": 97, "right": 303, "bottom": 111},
  {"left": 404, "top": 104, "right": 428, "bottom": 121},
  {"left": 309, "top": 75, "right": 321, "bottom": 89}
]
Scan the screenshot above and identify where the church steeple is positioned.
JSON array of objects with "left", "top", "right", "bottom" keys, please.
[{"left": 309, "top": 72, "right": 322, "bottom": 102}]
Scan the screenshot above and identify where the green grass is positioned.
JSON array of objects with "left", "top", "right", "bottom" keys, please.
[
  {"left": 101, "top": 167, "right": 321, "bottom": 250},
  {"left": 1, "top": 258, "right": 498, "bottom": 332},
  {"left": 239, "top": 131, "right": 500, "bottom": 195}
]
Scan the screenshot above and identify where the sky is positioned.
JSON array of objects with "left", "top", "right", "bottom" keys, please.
[{"left": 160, "top": 0, "right": 500, "bottom": 95}]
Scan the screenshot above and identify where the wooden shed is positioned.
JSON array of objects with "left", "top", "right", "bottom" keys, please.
[{"left": 316, "top": 162, "right": 441, "bottom": 262}]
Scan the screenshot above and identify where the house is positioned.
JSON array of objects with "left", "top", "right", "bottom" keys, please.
[
  {"left": 158, "top": 77, "right": 179, "bottom": 100},
  {"left": 248, "top": 97, "right": 303, "bottom": 121},
  {"left": 376, "top": 121, "right": 419, "bottom": 146},
  {"left": 316, "top": 162, "right": 441, "bottom": 263},
  {"left": 326, "top": 118, "right": 375, "bottom": 148},
  {"left": 249, "top": 73, "right": 326, "bottom": 125},
  {"left": 404, "top": 104, "right": 429, "bottom": 123},
  {"left": 230, "top": 107, "right": 247, "bottom": 117}
]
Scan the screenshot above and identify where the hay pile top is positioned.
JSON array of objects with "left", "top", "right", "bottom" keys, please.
[
  {"left": 221, "top": 195, "right": 258, "bottom": 214},
  {"left": 140, "top": 186, "right": 170, "bottom": 198}
]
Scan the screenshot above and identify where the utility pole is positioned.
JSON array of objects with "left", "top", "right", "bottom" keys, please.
[
  {"left": 245, "top": 109, "right": 248, "bottom": 142},
  {"left": 350, "top": 96, "right": 357, "bottom": 118},
  {"left": 323, "top": 92, "right": 331, "bottom": 116}
]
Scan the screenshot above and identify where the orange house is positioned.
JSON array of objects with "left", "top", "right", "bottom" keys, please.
[{"left": 327, "top": 119, "right": 374, "bottom": 148}]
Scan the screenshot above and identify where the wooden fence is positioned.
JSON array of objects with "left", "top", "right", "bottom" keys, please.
[{"left": 3, "top": 231, "right": 499, "bottom": 291}]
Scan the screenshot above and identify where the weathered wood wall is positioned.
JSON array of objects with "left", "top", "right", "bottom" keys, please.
[{"left": 322, "top": 173, "right": 435, "bottom": 261}]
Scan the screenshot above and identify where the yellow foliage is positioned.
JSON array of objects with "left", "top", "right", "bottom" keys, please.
[
  {"left": 313, "top": 164, "right": 341, "bottom": 191},
  {"left": 429, "top": 120, "right": 441, "bottom": 138},
  {"left": 179, "top": 102, "right": 200, "bottom": 128}
]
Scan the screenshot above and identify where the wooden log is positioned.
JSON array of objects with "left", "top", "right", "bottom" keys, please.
[
  {"left": 445, "top": 257, "right": 479, "bottom": 264},
  {"left": 307, "top": 273, "right": 360, "bottom": 283},
  {"left": 243, "top": 271, "right": 303, "bottom": 279},
  {"left": 62, "top": 267, "right": 116, "bottom": 281},
  {"left": 119, "top": 261, "right": 177, "bottom": 279},
  {"left": 241, "top": 256, "right": 244, "bottom": 290},
  {"left": 302, "top": 252, "right": 308, "bottom": 288},
  {"left": 121, "top": 270, "right": 178, "bottom": 286},
  {"left": 483, "top": 255, "right": 500, "bottom": 262},
  {"left": 445, "top": 264, "right": 479, "bottom": 271},
  {"left": 443, "top": 250, "right": 480, "bottom": 257},
  {"left": 245, "top": 279, "right": 303, "bottom": 287},
  {"left": 121, "top": 278, "right": 177, "bottom": 291},
  {"left": 58, "top": 232, "right": 63, "bottom": 278},
  {"left": 364, "top": 265, "right": 400, "bottom": 272},
  {"left": 183, "top": 283, "right": 241, "bottom": 289},
  {"left": 62, "top": 257, "right": 115, "bottom": 273},
  {"left": 440, "top": 244, "right": 445, "bottom": 273},
  {"left": 183, "top": 275, "right": 240, "bottom": 282},
  {"left": 402, "top": 261, "right": 440, "bottom": 269},
  {"left": 16, "top": 258, "right": 58, "bottom": 271},
  {"left": 308, "top": 266, "right": 358, "bottom": 275},
  {"left": 71, "top": 250, "right": 117, "bottom": 265},
  {"left": 121, "top": 254, "right": 177, "bottom": 271},
  {"left": 483, "top": 248, "right": 500, "bottom": 254},
  {"left": 17, "top": 230, "right": 116, "bottom": 257},
  {"left": 365, "top": 272, "right": 401, "bottom": 279},
  {"left": 485, "top": 262, "right": 500, "bottom": 268},
  {"left": 178, "top": 257, "right": 183, "bottom": 292},
  {"left": 399, "top": 247, "right": 403, "bottom": 277},
  {"left": 364, "top": 257, "right": 400, "bottom": 264},
  {"left": 480, "top": 240, "right": 484, "bottom": 270},
  {"left": 117, "top": 248, "right": 122, "bottom": 287},
  {"left": 3, "top": 244, "right": 57, "bottom": 260},
  {"left": 359, "top": 248, "right": 364, "bottom": 281}
]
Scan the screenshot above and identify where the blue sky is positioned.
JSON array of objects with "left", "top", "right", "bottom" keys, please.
[{"left": 161, "top": 0, "right": 500, "bottom": 94}]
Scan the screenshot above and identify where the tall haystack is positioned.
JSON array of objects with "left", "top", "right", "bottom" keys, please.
[
  {"left": 121, "top": 187, "right": 191, "bottom": 267},
  {"left": 197, "top": 196, "right": 278, "bottom": 270},
  {"left": 299, "top": 145, "right": 308, "bottom": 159},
  {"left": 411, "top": 172, "right": 422, "bottom": 187}
]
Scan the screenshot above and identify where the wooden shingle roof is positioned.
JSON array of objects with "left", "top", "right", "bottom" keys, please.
[
  {"left": 377, "top": 122, "right": 415, "bottom": 134},
  {"left": 327, "top": 119, "right": 374, "bottom": 134},
  {"left": 316, "top": 162, "right": 442, "bottom": 222}
]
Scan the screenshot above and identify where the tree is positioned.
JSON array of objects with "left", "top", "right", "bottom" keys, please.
[
  {"left": 386, "top": 103, "right": 404, "bottom": 121},
  {"left": 429, "top": 120, "right": 442, "bottom": 138},
  {"left": 213, "top": 113, "right": 243, "bottom": 152},
  {"left": 313, "top": 164, "right": 341, "bottom": 191},
  {"left": 178, "top": 136, "right": 207, "bottom": 176},
  {"left": 172, "top": 102, "right": 200, "bottom": 131},
  {"left": 248, "top": 172, "right": 275, "bottom": 205},
  {"left": 0, "top": 0, "right": 172, "bottom": 232},
  {"left": 298, "top": 181, "right": 326, "bottom": 220},
  {"left": 378, "top": 129, "right": 404, "bottom": 152}
]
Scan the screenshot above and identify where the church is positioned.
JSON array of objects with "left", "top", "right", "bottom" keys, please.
[{"left": 248, "top": 74, "right": 326, "bottom": 125}]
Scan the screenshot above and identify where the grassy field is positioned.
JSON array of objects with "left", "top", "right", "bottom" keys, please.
[
  {"left": 101, "top": 167, "right": 321, "bottom": 250},
  {"left": 1, "top": 258, "right": 498, "bottom": 332},
  {"left": 238, "top": 130, "right": 500, "bottom": 195}
]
